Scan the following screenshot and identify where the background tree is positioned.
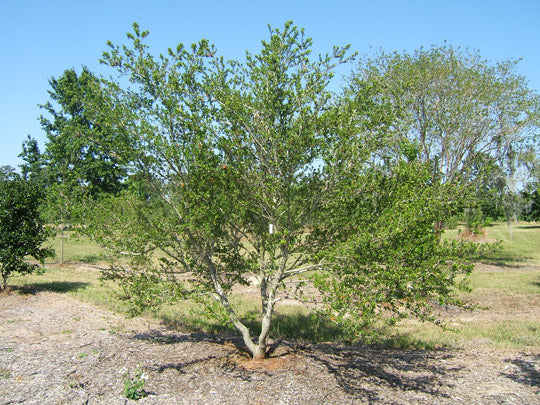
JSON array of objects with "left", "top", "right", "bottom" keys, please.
[
  {"left": 40, "top": 67, "right": 130, "bottom": 197},
  {"left": 39, "top": 67, "right": 132, "bottom": 262},
  {"left": 19, "top": 135, "right": 46, "bottom": 187},
  {"left": 491, "top": 60, "right": 540, "bottom": 226},
  {"left": 0, "top": 165, "right": 17, "bottom": 181},
  {"left": 522, "top": 188, "right": 540, "bottom": 221},
  {"left": 349, "top": 45, "right": 540, "bottom": 227},
  {"left": 521, "top": 148, "right": 540, "bottom": 221},
  {"left": 0, "top": 175, "right": 54, "bottom": 290}
]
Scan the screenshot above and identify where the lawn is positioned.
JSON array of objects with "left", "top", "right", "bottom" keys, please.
[
  {"left": 43, "top": 230, "right": 111, "bottom": 265},
  {"left": 443, "top": 221, "right": 540, "bottom": 265},
  {"left": 8, "top": 221, "right": 540, "bottom": 350}
]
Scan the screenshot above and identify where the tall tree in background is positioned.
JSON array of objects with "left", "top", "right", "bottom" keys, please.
[
  {"left": 521, "top": 148, "right": 540, "bottom": 221},
  {"left": 349, "top": 45, "right": 540, "bottom": 226},
  {"left": 39, "top": 68, "right": 131, "bottom": 262},
  {"left": 0, "top": 166, "right": 17, "bottom": 181},
  {"left": 40, "top": 67, "right": 130, "bottom": 197},
  {"left": 490, "top": 60, "right": 540, "bottom": 227},
  {"left": 19, "top": 135, "right": 46, "bottom": 187}
]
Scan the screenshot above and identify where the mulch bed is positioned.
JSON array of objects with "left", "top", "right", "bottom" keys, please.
[{"left": 1, "top": 291, "right": 539, "bottom": 404}]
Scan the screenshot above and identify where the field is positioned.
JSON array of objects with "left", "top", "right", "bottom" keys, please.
[
  {"left": 17, "top": 222, "right": 540, "bottom": 350},
  {"left": 444, "top": 221, "right": 540, "bottom": 265},
  {"left": 1, "top": 222, "right": 539, "bottom": 403}
]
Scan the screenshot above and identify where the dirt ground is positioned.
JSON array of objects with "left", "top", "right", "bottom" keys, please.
[{"left": 1, "top": 273, "right": 539, "bottom": 404}]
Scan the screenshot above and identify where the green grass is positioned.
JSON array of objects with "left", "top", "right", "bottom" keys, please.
[
  {"left": 460, "top": 320, "right": 540, "bottom": 348},
  {"left": 469, "top": 268, "right": 540, "bottom": 295},
  {"left": 384, "top": 319, "right": 540, "bottom": 351},
  {"left": 389, "top": 261, "right": 540, "bottom": 350},
  {"left": 7, "top": 221, "right": 540, "bottom": 351},
  {"left": 443, "top": 221, "right": 540, "bottom": 265},
  {"left": 484, "top": 222, "right": 540, "bottom": 264},
  {"left": 44, "top": 231, "right": 111, "bottom": 264},
  {"left": 10, "top": 265, "right": 124, "bottom": 312}
]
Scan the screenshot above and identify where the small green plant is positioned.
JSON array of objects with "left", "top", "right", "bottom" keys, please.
[
  {"left": 464, "top": 207, "right": 485, "bottom": 235},
  {"left": 444, "top": 215, "right": 460, "bottom": 230},
  {"left": 77, "top": 352, "right": 88, "bottom": 358},
  {"left": 121, "top": 366, "right": 149, "bottom": 400}
]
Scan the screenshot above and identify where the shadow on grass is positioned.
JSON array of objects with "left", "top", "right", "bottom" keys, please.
[
  {"left": 253, "top": 311, "right": 347, "bottom": 343},
  {"left": 14, "top": 281, "right": 89, "bottom": 295},
  {"left": 475, "top": 255, "right": 533, "bottom": 268},
  {"left": 155, "top": 307, "right": 463, "bottom": 350},
  {"left": 457, "top": 244, "right": 530, "bottom": 268},
  {"left": 156, "top": 310, "right": 350, "bottom": 344}
]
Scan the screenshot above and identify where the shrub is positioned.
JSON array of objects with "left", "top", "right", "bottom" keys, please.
[{"left": 0, "top": 175, "right": 54, "bottom": 290}]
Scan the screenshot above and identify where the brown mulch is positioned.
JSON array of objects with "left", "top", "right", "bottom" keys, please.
[{"left": 0, "top": 290, "right": 539, "bottom": 404}]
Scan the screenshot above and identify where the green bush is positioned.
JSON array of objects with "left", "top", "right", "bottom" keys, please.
[{"left": 0, "top": 175, "right": 54, "bottom": 290}]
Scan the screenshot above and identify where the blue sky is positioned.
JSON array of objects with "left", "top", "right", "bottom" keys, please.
[{"left": 1, "top": 0, "right": 539, "bottom": 169}]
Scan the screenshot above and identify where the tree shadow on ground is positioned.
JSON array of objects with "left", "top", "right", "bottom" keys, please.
[
  {"left": 132, "top": 328, "right": 240, "bottom": 347},
  {"left": 132, "top": 328, "right": 463, "bottom": 402},
  {"left": 502, "top": 355, "right": 540, "bottom": 390},
  {"left": 292, "top": 342, "right": 462, "bottom": 402},
  {"left": 12, "top": 281, "right": 89, "bottom": 295},
  {"left": 131, "top": 329, "right": 258, "bottom": 381},
  {"left": 149, "top": 354, "right": 257, "bottom": 382},
  {"left": 132, "top": 328, "right": 294, "bottom": 358}
]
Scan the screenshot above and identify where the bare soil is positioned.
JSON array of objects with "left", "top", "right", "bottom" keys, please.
[{"left": 1, "top": 269, "right": 539, "bottom": 404}]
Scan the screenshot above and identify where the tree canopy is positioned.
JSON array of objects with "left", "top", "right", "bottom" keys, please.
[
  {"left": 348, "top": 45, "right": 539, "bottom": 188},
  {"left": 63, "top": 22, "right": 502, "bottom": 360},
  {"left": 39, "top": 67, "right": 131, "bottom": 197}
]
